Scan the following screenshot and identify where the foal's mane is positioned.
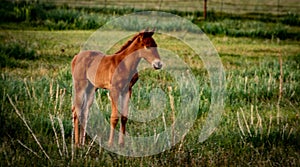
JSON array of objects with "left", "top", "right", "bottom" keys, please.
[{"left": 114, "top": 32, "right": 141, "bottom": 54}]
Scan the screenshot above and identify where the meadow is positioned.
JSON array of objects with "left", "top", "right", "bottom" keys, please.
[{"left": 0, "top": 1, "right": 300, "bottom": 166}]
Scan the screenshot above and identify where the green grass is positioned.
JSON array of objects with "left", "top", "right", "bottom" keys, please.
[{"left": 0, "top": 29, "right": 299, "bottom": 166}]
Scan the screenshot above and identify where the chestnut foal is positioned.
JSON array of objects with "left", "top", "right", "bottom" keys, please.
[{"left": 71, "top": 29, "right": 162, "bottom": 147}]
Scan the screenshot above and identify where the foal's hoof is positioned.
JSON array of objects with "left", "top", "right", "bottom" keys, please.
[
  {"left": 74, "top": 143, "right": 80, "bottom": 148},
  {"left": 119, "top": 142, "right": 125, "bottom": 148},
  {"left": 108, "top": 141, "right": 113, "bottom": 147}
]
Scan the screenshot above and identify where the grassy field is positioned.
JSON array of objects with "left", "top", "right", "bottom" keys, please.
[
  {"left": 1, "top": 29, "right": 299, "bottom": 166},
  {"left": 0, "top": 1, "right": 300, "bottom": 166}
]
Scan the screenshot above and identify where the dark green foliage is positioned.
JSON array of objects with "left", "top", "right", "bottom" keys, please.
[
  {"left": 0, "top": 1, "right": 123, "bottom": 30},
  {"left": 0, "top": 41, "right": 37, "bottom": 68},
  {"left": 282, "top": 13, "right": 300, "bottom": 26},
  {"left": 0, "top": 1, "right": 298, "bottom": 39},
  {"left": 200, "top": 19, "right": 298, "bottom": 40},
  {"left": 0, "top": 0, "right": 53, "bottom": 23},
  {"left": 0, "top": 42, "right": 36, "bottom": 60}
]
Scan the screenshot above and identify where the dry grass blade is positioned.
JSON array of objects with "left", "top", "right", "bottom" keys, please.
[
  {"left": 7, "top": 94, "right": 52, "bottom": 162},
  {"left": 85, "top": 135, "right": 97, "bottom": 158},
  {"left": 57, "top": 117, "right": 68, "bottom": 157},
  {"left": 287, "top": 127, "right": 294, "bottom": 140},
  {"left": 178, "top": 131, "right": 188, "bottom": 152},
  {"left": 17, "top": 139, "right": 41, "bottom": 159},
  {"left": 240, "top": 108, "right": 252, "bottom": 137},
  {"left": 237, "top": 111, "right": 245, "bottom": 137},
  {"left": 58, "top": 88, "right": 66, "bottom": 113},
  {"left": 49, "top": 114, "right": 62, "bottom": 157},
  {"left": 49, "top": 79, "right": 53, "bottom": 100},
  {"left": 54, "top": 84, "right": 59, "bottom": 114},
  {"left": 255, "top": 107, "right": 263, "bottom": 139},
  {"left": 168, "top": 86, "right": 175, "bottom": 146},
  {"left": 30, "top": 77, "right": 37, "bottom": 100},
  {"left": 23, "top": 78, "right": 32, "bottom": 99}
]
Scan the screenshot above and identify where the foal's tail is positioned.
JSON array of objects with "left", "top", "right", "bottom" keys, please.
[{"left": 71, "top": 54, "right": 78, "bottom": 75}]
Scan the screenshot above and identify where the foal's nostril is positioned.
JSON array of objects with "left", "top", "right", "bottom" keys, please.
[
  {"left": 157, "top": 61, "right": 162, "bottom": 69},
  {"left": 152, "top": 60, "right": 162, "bottom": 69}
]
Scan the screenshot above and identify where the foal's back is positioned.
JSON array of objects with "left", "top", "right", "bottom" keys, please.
[{"left": 71, "top": 51, "right": 107, "bottom": 87}]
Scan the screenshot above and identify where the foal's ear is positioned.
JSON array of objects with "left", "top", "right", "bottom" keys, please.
[
  {"left": 143, "top": 31, "right": 154, "bottom": 38},
  {"left": 140, "top": 31, "right": 154, "bottom": 38},
  {"left": 140, "top": 28, "right": 155, "bottom": 38}
]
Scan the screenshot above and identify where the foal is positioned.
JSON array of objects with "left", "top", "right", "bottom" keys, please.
[{"left": 71, "top": 29, "right": 162, "bottom": 146}]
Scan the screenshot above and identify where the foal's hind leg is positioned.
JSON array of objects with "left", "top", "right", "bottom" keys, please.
[
  {"left": 73, "top": 80, "right": 89, "bottom": 146},
  {"left": 72, "top": 106, "right": 79, "bottom": 146},
  {"left": 79, "top": 82, "right": 95, "bottom": 145}
]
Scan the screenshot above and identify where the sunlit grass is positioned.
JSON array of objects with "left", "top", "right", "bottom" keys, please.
[{"left": 0, "top": 30, "right": 299, "bottom": 166}]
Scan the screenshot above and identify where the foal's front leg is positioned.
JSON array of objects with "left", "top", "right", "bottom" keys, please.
[
  {"left": 108, "top": 90, "right": 119, "bottom": 146},
  {"left": 119, "top": 90, "right": 131, "bottom": 146}
]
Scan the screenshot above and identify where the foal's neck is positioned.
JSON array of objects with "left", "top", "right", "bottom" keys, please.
[{"left": 113, "top": 43, "right": 141, "bottom": 71}]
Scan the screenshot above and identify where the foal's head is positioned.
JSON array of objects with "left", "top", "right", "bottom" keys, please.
[{"left": 136, "top": 30, "right": 162, "bottom": 70}]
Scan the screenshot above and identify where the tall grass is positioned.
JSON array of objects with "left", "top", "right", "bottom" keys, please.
[
  {"left": 0, "top": 29, "right": 299, "bottom": 165},
  {"left": 1, "top": 58, "right": 299, "bottom": 165}
]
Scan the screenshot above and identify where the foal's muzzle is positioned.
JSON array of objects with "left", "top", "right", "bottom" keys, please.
[{"left": 152, "top": 59, "right": 163, "bottom": 69}]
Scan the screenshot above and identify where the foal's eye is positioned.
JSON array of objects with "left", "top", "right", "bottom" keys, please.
[{"left": 144, "top": 46, "right": 151, "bottom": 50}]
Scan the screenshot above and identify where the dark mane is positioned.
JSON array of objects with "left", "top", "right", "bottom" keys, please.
[{"left": 115, "top": 33, "right": 141, "bottom": 54}]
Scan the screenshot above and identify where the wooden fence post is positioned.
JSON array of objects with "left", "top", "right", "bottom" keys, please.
[{"left": 204, "top": 0, "right": 207, "bottom": 20}]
